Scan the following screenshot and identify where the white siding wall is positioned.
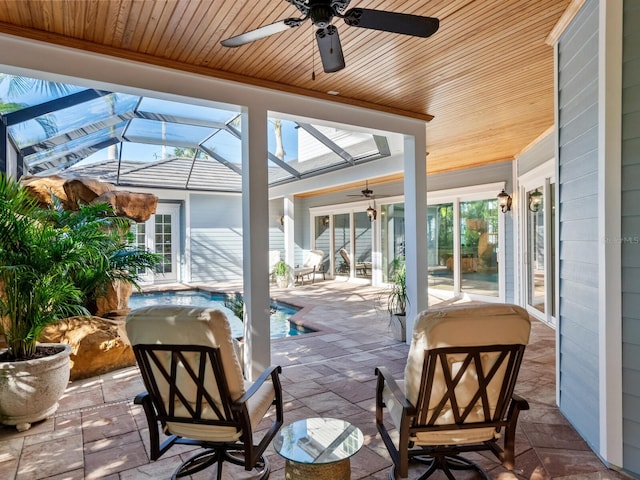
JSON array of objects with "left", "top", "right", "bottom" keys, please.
[
  {"left": 622, "top": 0, "right": 640, "bottom": 474},
  {"left": 517, "top": 131, "right": 555, "bottom": 176},
  {"left": 190, "top": 193, "right": 244, "bottom": 282},
  {"left": 557, "top": 0, "right": 601, "bottom": 451}
]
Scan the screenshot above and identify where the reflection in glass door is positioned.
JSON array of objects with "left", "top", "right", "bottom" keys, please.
[
  {"left": 353, "top": 212, "right": 372, "bottom": 279},
  {"left": 314, "top": 215, "right": 331, "bottom": 275},
  {"left": 427, "top": 203, "right": 454, "bottom": 290},
  {"left": 334, "top": 213, "right": 351, "bottom": 275},
  {"left": 459, "top": 199, "right": 499, "bottom": 296},
  {"left": 381, "top": 203, "right": 404, "bottom": 282},
  {"left": 524, "top": 182, "right": 556, "bottom": 325},
  {"left": 527, "top": 188, "right": 545, "bottom": 313}
]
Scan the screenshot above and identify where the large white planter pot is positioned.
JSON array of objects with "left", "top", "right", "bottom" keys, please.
[{"left": 0, "top": 343, "right": 72, "bottom": 432}]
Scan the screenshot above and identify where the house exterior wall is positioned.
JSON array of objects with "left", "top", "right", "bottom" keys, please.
[
  {"left": 622, "top": 0, "right": 640, "bottom": 474},
  {"left": 557, "top": 0, "right": 601, "bottom": 452},
  {"left": 189, "top": 193, "right": 243, "bottom": 282},
  {"left": 189, "top": 194, "right": 285, "bottom": 282},
  {"left": 517, "top": 131, "right": 555, "bottom": 176}
]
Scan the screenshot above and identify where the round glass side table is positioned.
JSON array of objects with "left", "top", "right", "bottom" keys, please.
[{"left": 273, "top": 417, "right": 364, "bottom": 480}]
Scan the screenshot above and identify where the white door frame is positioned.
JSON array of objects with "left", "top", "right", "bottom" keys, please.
[
  {"left": 518, "top": 159, "right": 556, "bottom": 326},
  {"left": 138, "top": 203, "right": 181, "bottom": 284}
]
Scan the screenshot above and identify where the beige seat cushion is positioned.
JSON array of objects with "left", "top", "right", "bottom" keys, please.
[
  {"left": 396, "top": 303, "right": 531, "bottom": 446},
  {"left": 126, "top": 306, "right": 255, "bottom": 442}
]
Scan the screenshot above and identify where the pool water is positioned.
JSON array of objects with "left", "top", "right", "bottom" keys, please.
[{"left": 129, "top": 290, "right": 312, "bottom": 339}]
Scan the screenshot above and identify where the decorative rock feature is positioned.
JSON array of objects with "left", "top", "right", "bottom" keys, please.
[
  {"left": 19, "top": 175, "right": 158, "bottom": 223},
  {"left": 63, "top": 177, "right": 116, "bottom": 207},
  {"left": 20, "top": 175, "right": 70, "bottom": 207},
  {"left": 40, "top": 316, "right": 136, "bottom": 381},
  {"left": 94, "top": 190, "right": 158, "bottom": 223},
  {"left": 95, "top": 280, "right": 134, "bottom": 318}
]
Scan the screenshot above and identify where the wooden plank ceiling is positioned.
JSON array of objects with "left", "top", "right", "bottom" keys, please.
[{"left": 0, "top": 0, "right": 571, "bottom": 175}]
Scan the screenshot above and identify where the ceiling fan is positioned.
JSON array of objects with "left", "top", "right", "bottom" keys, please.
[
  {"left": 220, "top": 0, "right": 439, "bottom": 73},
  {"left": 347, "top": 180, "right": 385, "bottom": 199}
]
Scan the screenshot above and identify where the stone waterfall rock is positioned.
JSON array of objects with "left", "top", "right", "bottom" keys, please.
[
  {"left": 40, "top": 316, "right": 135, "bottom": 381},
  {"left": 63, "top": 177, "right": 117, "bottom": 207},
  {"left": 93, "top": 190, "right": 158, "bottom": 223},
  {"left": 20, "top": 175, "right": 70, "bottom": 208},
  {"left": 95, "top": 280, "right": 134, "bottom": 318}
]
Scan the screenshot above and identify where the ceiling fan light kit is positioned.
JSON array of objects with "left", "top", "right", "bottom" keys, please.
[{"left": 221, "top": 0, "right": 439, "bottom": 73}]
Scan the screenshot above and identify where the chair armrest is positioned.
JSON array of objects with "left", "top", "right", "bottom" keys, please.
[
  {"left": 234, "top": 365, "right": 282, "bottom": 406},
  {"left": 511, "top": 393, "right": 530, "bottom": 411},
  {"left": 134, "top": 391, "right": 149, "bottom": 405},
  {"left": 375, "top": 366, "right": 414, "bottom": 411}
]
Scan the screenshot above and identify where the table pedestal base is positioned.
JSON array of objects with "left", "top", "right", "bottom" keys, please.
[{"left": 284, "top": 458, "right": 350, "bottom": 480}]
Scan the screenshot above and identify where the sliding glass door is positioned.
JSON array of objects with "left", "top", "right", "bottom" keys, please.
[{"left": 520, "top": 160, "right": 556, "bottom": 327}]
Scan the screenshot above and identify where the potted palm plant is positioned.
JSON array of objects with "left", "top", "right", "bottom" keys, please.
[
  {"left": 387, "top": 258, "right": 408, "bottom": 342},
  {"left": 0, "top": 174, "right": 88, "bottom": 431},
  {"left": 0, "top": 173, "right": 160, "bottom": 430}
]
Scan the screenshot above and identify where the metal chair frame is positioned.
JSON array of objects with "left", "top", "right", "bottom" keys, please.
[
  {"left": 376, "top": 343, "right": 529, "bottom": 480},
  {"left": 133, "top": 343, "right": 283, "bottom": 480}
]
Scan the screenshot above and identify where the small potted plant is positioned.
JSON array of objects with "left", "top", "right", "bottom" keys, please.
[
  {"left": 272, "top": 260, "right": 292, "bottom": 288},
  {"left": 387, "top": 258, "right": 408, "bottom": 342}
]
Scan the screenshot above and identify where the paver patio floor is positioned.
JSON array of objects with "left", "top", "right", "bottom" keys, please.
[{"left": 0, "top": 281, "right": 629, "bottom": 479}]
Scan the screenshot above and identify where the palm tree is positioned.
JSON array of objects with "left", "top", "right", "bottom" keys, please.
[{"left": 0, "top": 74, "right": 74, "bottom": 140}]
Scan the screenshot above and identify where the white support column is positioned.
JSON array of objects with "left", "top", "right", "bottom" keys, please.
[
  {"left": 403, "top": 129, "right": 428, "bottom": 340},
  {"left": 241, "top": 104, "right": 271, "bottom": 381},
  {"left": 597, "top": 0, "right": 623, "bottom": 467},
  {"left": 284, "top": 195, "right": 295, "bottom": 269}
]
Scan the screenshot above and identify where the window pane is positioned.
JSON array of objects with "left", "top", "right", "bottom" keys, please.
[
  {"left": 381, "top": 203, "right": 405, "bottom": 283},
  {"left": 314, "top": 215, "right": 331, "bottom": 275},
  {"left": 354, "top": 211, "right": 372, "bottom": 279},
  {"left": 460, "top": 199, "right": 499, "bottom": 296},
  {"left": 334, "top": 213, "right": 350, "bottom": 275},
  {"left": 527, "top": 187, "right": 545, "bottom": 313},
  {"left": 427, "top": 203, "right": 454, "bottom": 290}
]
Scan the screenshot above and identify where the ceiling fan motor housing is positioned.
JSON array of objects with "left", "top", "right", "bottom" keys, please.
[{"left": 310, "top": 2, "right": 334, "bottom": 28}]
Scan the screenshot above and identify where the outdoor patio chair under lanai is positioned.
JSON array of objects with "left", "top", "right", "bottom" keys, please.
[
  {"left": 293, "top": 249, "right": 324, "bottom": 285},
  {"left": 375, "top": 303, "right": 531, "bottom": 479},
  {"left": 339, "top": 247, "right": 372, "bottom": 276},
  {"left": 126, "top": 305, "right": 284, "bottom": 480}
]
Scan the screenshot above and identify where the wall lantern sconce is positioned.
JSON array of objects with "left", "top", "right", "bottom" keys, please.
[
  {"left": 528, "top": 189, "right": 543, "bottom": 213},
  {"left": 279, "top": 215, "right": 285, "bottom": 226},
  {"left": 366, "top": 205, "right": 377, "bottom": 222},
  {"left": 497, "top": 189, "right": 512, "bottom": 213},
  {"left": 322, "top": 215, "right": 330, "bottom": 226}
]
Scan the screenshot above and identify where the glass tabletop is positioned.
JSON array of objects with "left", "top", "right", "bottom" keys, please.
[{"left": 273, "top": 417, "right": 364, "bottom": 465}]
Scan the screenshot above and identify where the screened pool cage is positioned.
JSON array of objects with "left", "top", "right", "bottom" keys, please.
[{"left": 0, "top": 74, "right": 391, "bottom": 190}]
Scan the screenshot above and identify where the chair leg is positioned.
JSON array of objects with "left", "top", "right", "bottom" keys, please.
[
  {"left": 172, "top": 448, "right": 270, "bottom": 480},
  {"left": 409, "top": 453, "right": 490, "bottom": 480}
]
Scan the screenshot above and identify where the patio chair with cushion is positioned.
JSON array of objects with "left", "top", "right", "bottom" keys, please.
[
  {"left": 339, "top": 247, "right": 372, "bottom": 276},
  {"left": 375, "top": 303, "right": 531, "bottom": 479},
  {"left": 126, "top": 305, "right": 284, "bottom": 480},
  {"left": 293, "top": 249, "right": 324, "bottom": 285}
]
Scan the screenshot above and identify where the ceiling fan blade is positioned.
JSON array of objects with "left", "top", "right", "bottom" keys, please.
[
  {"left": 221, "top": 18, "right": 304, "bottom": 47},
  {"left": 316, "top": 25, "right": 345, "bottom": 73},
  {"left": 343, "top": 8, "right": 439, "bottom": 38}
]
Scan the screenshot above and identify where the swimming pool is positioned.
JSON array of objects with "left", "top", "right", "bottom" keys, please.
[{"left": 129, "top": 290, "right": 312, "bottom": 339}]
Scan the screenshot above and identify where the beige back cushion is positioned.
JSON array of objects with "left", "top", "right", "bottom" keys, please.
[
  {"left": 306, "top": 249, "right": 324, "bottom": 268},
  {"left": 126, "top": 305, "right": 246, "bottom": 403},
  {"left": 405, "top": 303, "right": 531, "bottom": 413}
]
